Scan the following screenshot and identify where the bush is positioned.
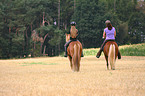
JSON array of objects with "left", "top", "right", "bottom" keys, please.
[
  {"left": 120, "top": 43, "right": 145, "bottom": 56},
  {"left": 83, "top": 43, "right": 145, "bottom": 56}
]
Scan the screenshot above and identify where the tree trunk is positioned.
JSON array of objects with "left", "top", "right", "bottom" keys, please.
[
  {"left": 8, "top": 27, "right": 11, "bottom": 58},
  {"left": 25, "top": 26, "right": 29, "bottom": 57},
  {"left": 42, "top": 12, "right": 45, "bottom": 26},
  {"left": 58, "top": 0, "right": 60, "bottom": 29},
  {"left": 65, "top": 21, "right": 67, "bottom": 30},
  {"left": 40, "top": 42, "right": 43, "bottom": 56},
  {"left": 41, "top": 33, "right": 48, "bottom": 55},
  {"left": 43, "top": 45, "right": 46, "bottom": 56}
]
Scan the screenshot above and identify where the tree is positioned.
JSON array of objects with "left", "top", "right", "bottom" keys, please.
[
  {"left": 73, "top": 0, "right": 108, "bottom": 48},
  {"left": 60, "top": 0, "right": 74, "bottom": 30},
  {"left": 128, "top": 11, "right": 145, "bottom": 43},
  {"left": 0, "top": 0, "right": 144, "bottom": 59}
]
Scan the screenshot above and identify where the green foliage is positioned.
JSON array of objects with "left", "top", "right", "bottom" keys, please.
[
  {"left": 128, "top": 12, "right": 145, "bottom": 44},
  {"left": 83, "top": 43, "right": 145, "bottom": 56},
  {"left": 35, "top": 25, "right": 63, "bottom": 56},
  {"left": 49, "top": 28, "right": 63, "bottom": 46},
  {"left": 117, "top": 22, "right": 128, "bottom": 44},
  {"left": 36, "top": 25, "right": 63, "bottom": 46},
  {"left": 73, "top": 0, "right": 106, "bottom": 47},
  {"left": 32, "top": 42, "right": 41, "bottom": 57},
  {"left": 83, "top": 49, "right": 99, "bottom": 56},
  {"left": 37, "top": 25, "right": 54, "bottom": 37},
  {"left": 60, "top": 0, "right": 74, "bottom": 29},
  {"left": 0, "top": 36, "right": 9, "bottom": 58},
  {"left": 116, "top": 0, "right": 136, "bottom": 22},
  {"left": 0, "top": 0, "right": 144, "bottom": 59},
  {"left": 120, "top": 44, "right": 145, "bottom": 56},
  {"left": 11, "top": 34, "right": 24, "bottom": 58}
]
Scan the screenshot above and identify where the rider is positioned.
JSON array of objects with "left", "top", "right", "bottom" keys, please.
[
  {"left": 64, "top": 21, "right": 83, "bottom": 57},
  {"left": 96, "top": 20, "right": 121, "bottom": 59}
]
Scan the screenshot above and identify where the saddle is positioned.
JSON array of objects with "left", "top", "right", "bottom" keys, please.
[
  {"left": 70, "top": 37, "right": 77, "bottom": 41},
  {"left": 103, "top": 40, "right": 115, "bottom": 50}
]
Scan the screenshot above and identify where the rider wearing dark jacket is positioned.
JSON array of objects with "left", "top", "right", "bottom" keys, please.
[{"left": 64, "top": 22, "right": 83, "bottom": 57}]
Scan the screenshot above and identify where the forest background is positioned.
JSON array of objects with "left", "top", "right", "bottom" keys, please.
[{"left": 0, "top": 0, "right": 144, "bottom": 59}]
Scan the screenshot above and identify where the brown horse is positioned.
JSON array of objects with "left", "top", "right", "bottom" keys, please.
[
  {"left": 66, "top": 34, "right": 82, "bottom": 72},
  {"left": 103, "top": 41, "right": 119, "bottom": 70}
]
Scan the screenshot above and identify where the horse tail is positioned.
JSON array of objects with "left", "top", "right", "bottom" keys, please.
[
  {"left": 108, "top": 44, "right": 115, "bottom": 70},
  {"left": 73, "top": 43, "right": 80, "bottom": 71}
]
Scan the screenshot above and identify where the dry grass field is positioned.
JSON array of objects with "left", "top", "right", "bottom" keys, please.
[{"left": 0, "top": 56, "right": 145, "bottom": 96}]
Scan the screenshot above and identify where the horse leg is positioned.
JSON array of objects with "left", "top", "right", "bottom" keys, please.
[
  {"left": 72, "top": 56, "right": 77, "bottom": 72},
  {"left": 105, "top": 56, "right": 109, "bottom": 70},
  {"left": 68, "top": 56, "right": 73, "bottom": 70},
  {"left": 77, "top": 58, "right": 80, "bottom": 72},
  {"left": 75, "top": 56, "right": 80, "bottom": 72}
]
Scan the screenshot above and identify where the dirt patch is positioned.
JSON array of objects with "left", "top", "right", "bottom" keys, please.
[{"left": 0, "top": 56, "right": 145, "bottom": 96}]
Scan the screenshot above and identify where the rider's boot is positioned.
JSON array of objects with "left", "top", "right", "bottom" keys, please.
[
  {"left": 64, "top": 53, "right": 67, "bottom": 57},
  {"left": 96, "top": 49, "right": 102, "bottom": 58},
  {"left": 64, "top": 47, "right": 67, "bottom": 57},
  {"left": 96, "top": 40, "right": 106, "bottom": 58},
  {"left": 81, "top": 52, "right": 84, "bottom": 57}
]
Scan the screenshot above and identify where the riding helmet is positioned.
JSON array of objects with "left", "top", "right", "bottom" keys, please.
[
  {"left": 105, "top": 20, "right": 111, "bottom": 24},
  {"left": 70, "top": 21, "right": 76, "bottom": 26}
]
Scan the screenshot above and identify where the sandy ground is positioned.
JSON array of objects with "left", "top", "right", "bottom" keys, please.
[{"left": 0, "top": 56, "right": 145, "bottom": 96}]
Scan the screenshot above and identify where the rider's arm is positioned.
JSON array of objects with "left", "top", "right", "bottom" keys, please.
[
  {"left": 103, "top": 31, "right": 106, "bottom": 39},
  {"left": 114, "top": 30, "right": 116, "bottom": 37},
  {"left": 65, "top": 33, "right": 70, "bottom": 42},
  {"left": 68, "top": 34, "right": 70, "bottom": 38}
]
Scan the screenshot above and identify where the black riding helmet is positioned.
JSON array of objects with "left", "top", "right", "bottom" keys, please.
[{"left": 70, "top": 21, "right": 76, "bottom": 26}]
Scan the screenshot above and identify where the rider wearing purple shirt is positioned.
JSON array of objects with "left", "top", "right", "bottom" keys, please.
[
  {"left": 104, "top": 27, "right": 115, "bottom": 40},
  {"left": 96, "top": 20, "right": 121, "bottom": 59}
]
